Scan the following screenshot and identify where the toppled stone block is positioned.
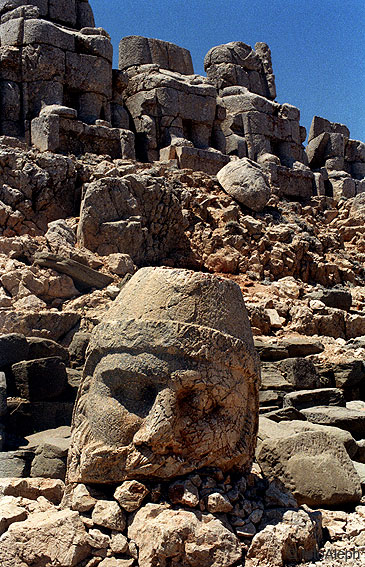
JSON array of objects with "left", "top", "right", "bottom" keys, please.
[
  {"left": 257, "top": 430, "right": 362, "bottom": 507},
  {"left": 277, "top": 357, "right": 320, "bottom": 389},
  {"left": 30, "top": 442, "right": 68, "bottom": 480},
  {"left": 161, "top": 145, "right": 230, "bottom": 175},
  {"left": 0, "top": 449, "right": 33, "bottom": 477},
  {"left": 26, "top": 336, "right": 70, "bottom": 364},
  {"left": 301, "top": 406, "right": 365, "bottom": 440},
  {"left": 33, "top": 251, "right": 113, "bottom": 290},
  {"left": 0, "top": 310, "right": 80, "bottom": 341},
  {"left": 0, "top": 332, "right": 29, "bottom": 368},
  {"left": 271, "top": 164, "right": 315, "bottom": 199},
  {"left": 10, "top": 356, "right": 67, "bottom": 401},
  {"left": 283, "top": 388, "right": 345, "bottom": 411},
  {"left": 308, "top": 115, "right": 350, "bottom": 143}
]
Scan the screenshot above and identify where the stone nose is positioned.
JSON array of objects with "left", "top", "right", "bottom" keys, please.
[{"left": 132, "top": 388, "right": 181, "bottom": 451}]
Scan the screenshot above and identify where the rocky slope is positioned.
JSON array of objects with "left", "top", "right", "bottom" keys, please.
[{"left": 0, "top": 0, "right": 364, "bottom": 565}]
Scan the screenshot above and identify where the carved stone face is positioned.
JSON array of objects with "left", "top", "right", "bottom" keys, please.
[{"left": 67, "top": 268, "right": 259, "bottom": 483}]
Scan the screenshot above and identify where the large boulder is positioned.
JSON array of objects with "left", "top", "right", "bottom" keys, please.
[
  {"left": 301, "top": 406, "right": 365, "bottom": 440},
  {"left": 67, "top": 267, "right": 260, "bottom": 483},
  {"left": 246, "top": 508, "right": 322, "bottom": 567},
  {"left": 217, "top": 158, "right": 271, "bottom": 211},
  {"left": 76, "top": 175, "right": 187, "bottom": 265},
  {"left": 257, "top": 430, "right": 362, "bottom": 507},
  {"left": 0, "top": 508, "right": 91, "bottom": 566},
  {"left": 128, "top": 503, "right": 242, "bottom": 567}
]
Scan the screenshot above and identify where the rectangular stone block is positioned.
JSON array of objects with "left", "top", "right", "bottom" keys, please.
[
  {"left": 0, "top": 450, "right": 33, "bottom": 478},
  {"left": 23, "top": 19, "right": 75, "bottom": 51},
  {"left": 177, "top": 91, "right": 216, "bottom": 124},
  {"left": 119, "top": 35, "right": 194, "bottom": 75},
  {"left": 0, "top": 371, "right": 6, "bottom": 418},
  {"left": 25, "top": 80, "right": 63, "bottom": 118},
  {"left": 22, "top": 44, "right": 65, "bottom": 82},
  {"left": 0, "top": 46, "right": 21, "bottom": 81},
  {"left": 76, "top": 0, "right": 95, "bottom": 28},
  {"left": 248, "top": 69, "right": 266, "bottom": 97},
  {"left": 352, "top": 162, "right": 365, "bottom": 180},
  {"left": 49, "top": 0, "right": 77, "bottom": 28},
  {"left": 278, "top": 103, "right": 300, "bottom": 121},
  {"left": 330, "top": 177, "right": 356, "bottom": 200},
  {"left": 355, "top": 179, "right": 365, "bottom": 194},
  {"left": 306, "top": 132, "right": 330, "bottom": 167},
  {"left": 345, "top": 139, "right": 365, "bottom": 162},
  {"left": 276, "top": 165, "right": 314, "bottom": 199},
  {"left": 174, "top": 145, "right": 230, "bottom": 175},
  {"left": 75, "top": 32, "right": 113, "bottom": 63},
  {"left": 0, "top": 79, "right": 20, "bottom": 121},
  {"left": 224, "top": 91, "right": 274, "bottom": 116},
  {"left": 325, "top": 133, "right": 344, "bottom": 159},
  {"left": 65, "top": 51, "right": 112, "bottom": 98},
  {"left": 31, "top": 114, "right": 60, "bottom": 152},
  {"left": 308, "top": 115, "right": 350, "bottom": 143},
  {"left": 0, "top": 18, "right": 22, "bottom": 46}
]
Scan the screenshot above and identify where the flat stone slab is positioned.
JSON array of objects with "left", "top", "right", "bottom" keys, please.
[
  {"left": 283, "top": 388, "right": 345, "bottom": 411},
  {"left": 34, "top": 251, "right": 113, "bottom": 290},
  {"left": 260, "top": 363, "right": 292, "bottom": 391},
  {"left": 257, "top": 430, "right": 362, "bottom": 507},
  {"left": 301, "top": 406, "right": 365, "bottom": 440}
]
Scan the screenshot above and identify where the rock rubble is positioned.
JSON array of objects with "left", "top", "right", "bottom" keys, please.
[{"left": 0, "top": 0, "right": 364, "bottom": 565}]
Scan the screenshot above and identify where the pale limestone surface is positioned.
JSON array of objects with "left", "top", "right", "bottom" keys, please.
[{"left": 128, "top": 503, "right": 242, "bottom": 567}]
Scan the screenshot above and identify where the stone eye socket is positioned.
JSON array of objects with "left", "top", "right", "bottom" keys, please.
[
  {"left": 97, "top": 367, "right": 159, "bottom": 418},
  {"left": 177, "top": 388, "right": 221, "bottom": 417},
  {"left": 114, "top": 379, "right": 158, "bottom": 418}
]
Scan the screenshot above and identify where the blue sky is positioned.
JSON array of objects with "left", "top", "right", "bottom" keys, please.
[{"left": 92, "top": 0, "right": 365, "bottom": 142}]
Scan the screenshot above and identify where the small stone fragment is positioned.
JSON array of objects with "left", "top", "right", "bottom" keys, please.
[
  {"left": 114, "top": 480, "right": 149, "bottom": 512},
  {"left": 92, "top": 500, "right": 126, "bottom": 532}
]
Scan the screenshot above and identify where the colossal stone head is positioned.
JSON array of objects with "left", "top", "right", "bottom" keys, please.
[{"left": 67, "top": 267, "right": 259, "bottom": 483}]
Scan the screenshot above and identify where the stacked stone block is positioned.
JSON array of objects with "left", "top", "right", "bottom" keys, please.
[
  {"left": 116, "top": 35, "right": 230, "bottom": 172},
  {"left": 0, "top": 0, "right": 135, "bottom": 158},
  {"left": 306, "top": 115, "right": 365, "bottom": 199}
]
